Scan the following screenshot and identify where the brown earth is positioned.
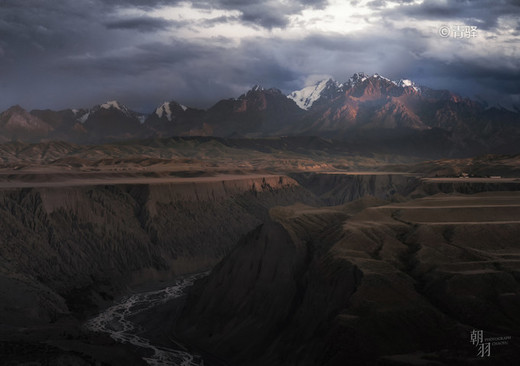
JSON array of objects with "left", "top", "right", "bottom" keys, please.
[
  {"left": 0, "top": 173, "right": 320, "bottom": 365},
  {"left": 2, "top": 140, "right": 520, "bottom": 365},
  {"left": 176, "top": 192, "right": 520, "bottom": 365}
]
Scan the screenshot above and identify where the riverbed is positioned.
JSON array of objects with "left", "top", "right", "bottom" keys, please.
[{"left": 85, "top": 273, "right": 208, "bottom": 366}]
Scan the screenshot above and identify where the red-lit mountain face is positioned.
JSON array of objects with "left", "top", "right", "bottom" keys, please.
[
  {"left": 0, "top": 106, "right": 53, "bottom": 142},
  {"left": 293, "top": 73, "right": 482, "bottom": 135},
  {"left": 203, "top": 86, "right": 306, "bottom": 137},
  {"left": 1, "top": 73, "right": 518, "bottom": 156}
]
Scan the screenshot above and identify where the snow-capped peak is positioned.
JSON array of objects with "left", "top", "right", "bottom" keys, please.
[
  {"left": 70, "top": 108, "right": 87, "bottom": 122},
  {"left": 97, "top": 100, "right": 136, "bottom": 118},
  {"left": 400, "top": 79, "right": 413, "bottom": 87},
  {"left": 345, "top": 72, "right": 393, "bottom": 87},
  {"left": 288, "top": 78, "right": 340, "bottom": 110},
  {"left": 100, "top": 100, "right": 125, "bottom": 111},
  {"left": 373, "top": 73, "right": 393, "bottom": 83},
  {"left": 155, "top": 102, "right": 173, "bottom": 121},
  {"left": 346, "top": 72, "right": 369, "bottom": 87},
  {"left": 154, "top": 101, "right": 188, "bottom": 121},
  {"left": 342, "top": 72, "right": 422, "bottom": 93},
  {"left": 396, "top": 79, "right": 421, "bottom": 92},
  {"left": 251, "top": 85, "right": 264, "bottom": 92},
  {"left": 78, "top": 112, "right": 90, "bottom": 123}
]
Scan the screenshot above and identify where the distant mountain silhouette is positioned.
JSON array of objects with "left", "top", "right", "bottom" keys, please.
[{"left": 2, "top": 73, "right": 519, "bottom": 156}]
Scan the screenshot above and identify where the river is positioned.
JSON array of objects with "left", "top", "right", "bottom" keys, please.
[{"left": 85, "top": 272, "right": 208, "bottom": 366}]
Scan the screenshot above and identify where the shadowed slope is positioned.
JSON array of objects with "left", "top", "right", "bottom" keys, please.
[{"left": 176, "top": 193, "right": 520, "bottom": 365}]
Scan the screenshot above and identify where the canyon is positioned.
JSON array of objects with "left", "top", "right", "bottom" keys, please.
[
  {"left": 1, "top": 140, "right": 520, "bottom": 365},
  {"left": 176, "top": 191, "right": 520, "bottom": 365}
]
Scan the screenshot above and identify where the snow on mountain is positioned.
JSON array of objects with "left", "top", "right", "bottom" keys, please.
[
  {"left": 343, "top": 72, "right": 421, "bottom": 93},
  {"left": 100, "top": 100, "right": 124, "bottom": 111},
  {"left": 251, "top": 85, "right": 265, "bottom": 92},
  {"left": 373, "top": 73, "right": 394, "bottom": 83},
  {"left": 289, "top": 72, "right": 423, "bottom": 110},
  {"left": 71, "top": 109, "right": 90, "bottom": 124},
  {"left": 396, "top": 79, "right": 421, "bottom": 92},
  {"left": 399, "top": 79, "right": 413, "bottom": 87},
  {"left": 95, "top": 100, "right": 134, "bottom": 117},
  {"left": 71, "top": 100, "right": 139, "bottom": 124},
  {"left": 288, "top": 79, "right": 340, "bottom": 110},
  {"left": 287, "top": 72, "right": 425, "bottom": 112},
  {"left": 154, "top": 101, "right": 189, "bottom": 122},
  {"left": 78, "top": 112, "right": 90, "bottom": 123},
  {"left": 345, "top": 72, "right": 369, "bottom": 88},
  {"left": 155, "top": 102, "right": 173, "bottom": 121}
]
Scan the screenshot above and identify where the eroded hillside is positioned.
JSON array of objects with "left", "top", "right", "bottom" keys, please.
[
  {"left": 176, "top": 192, "right": 520, "bottom": 365},
  {"left": 0, "top": 175, "right": 318, "bottom": 326},
  {"left": 2, "top": 166, "right": 520, "bottom": 365}
]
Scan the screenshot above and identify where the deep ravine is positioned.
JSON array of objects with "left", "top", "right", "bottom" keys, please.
[{"left": 85, "top": 272, "right": 209, "bottom": 366}]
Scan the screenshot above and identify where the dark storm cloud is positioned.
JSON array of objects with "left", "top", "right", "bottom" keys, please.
[
  {"left": 52, "top": 36, "right": 301, "bottom": 110},
  {"left": 105, "top": 16, "right": 183, "bottom": 32},
  {"left": 59, "top": 39, "right": 221, "bottom": 77},
  {"left": 63, "top": 24, "right": 514, "bottom": 111},
  {"left": 0, "top": 0, "right": 334, "bottom": 111},
  {"left": 228, "top": 26, "right": 520, "bottom": 108},
  {"left": 386, "top": 55, "right": 520, "bottom": 108},
  {"left": 384, "top": 0, "right": 520, "bottom": 30},
  {"left": 93, "top": 0, "right": 182, "bottom": 8},
  {"left": 0, "top": 0, "right": 519, "bottom": 112},
  {"left": 200, "top": 15, "right": 241, "bottom": 27},
  {"left": 238, "top": 5, "right": 288, "bottom": 29},
  {"left": 366, "top": 0, "right": 386, "bottom": 8},
  {"left": 0, "top": 0, "right": 149, "bottom": 109},
  {"left": 366, "top": 0, "right": 417, "bottom": 8},
  {"left": 0, "top": 1, "right": 110, "bottom": 57},
  {"left": 416, "top": 58, "right": 520, "bottom": 96},
  {"left": 195, "top": 0, "right": 329, "bottom": 29},
  {"left": 290, "top": 28, "right": 430, "bottom": 76}
]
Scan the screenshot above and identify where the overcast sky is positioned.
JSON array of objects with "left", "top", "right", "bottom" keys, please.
[{"left": 1, "top": 0, "right": 519, "bottom": 112}]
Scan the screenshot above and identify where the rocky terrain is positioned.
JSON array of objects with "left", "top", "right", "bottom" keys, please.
[
  {"left": 1, "top": 138, "right": 520, "bottom": 364},
  {"left": 1, "top": 73, "right": 519, "bottom": 156},
  {"left": 0, "top": 173, "right": 320, "bottom": 364},
  {"left": 0, "top": 174, "right": 319, "bottom": 322},
  {"left": 176, "top": 192, "right": 520, "bottom": 365},
  {"left": 0, "top": 162, "right": 437, "bottom": 363}
]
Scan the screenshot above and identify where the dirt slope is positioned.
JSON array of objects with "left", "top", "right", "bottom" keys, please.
[{"left": 176, "top": 193, "right": 520, "bottom": 365}]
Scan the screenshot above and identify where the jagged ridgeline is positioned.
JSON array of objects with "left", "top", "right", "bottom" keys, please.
[{"left": 1, "top": 73, "right": 519, "bottom": 156}]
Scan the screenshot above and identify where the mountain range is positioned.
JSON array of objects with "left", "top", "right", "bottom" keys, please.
[{"left": 1, "top": 72, "right": 519, "bottom": 157}]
